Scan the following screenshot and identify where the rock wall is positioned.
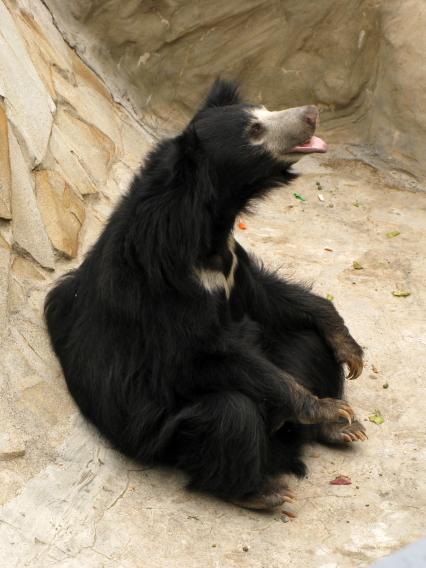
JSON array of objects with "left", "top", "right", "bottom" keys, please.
[
  {"left": 369, "top": 0, "right": 426, "bottom": 177},
  {"left": 0, "top": 0, "right": 152, "bottom": 472},
  {"left": 44, "top": 0, "right": 426, "bottom": 180}
]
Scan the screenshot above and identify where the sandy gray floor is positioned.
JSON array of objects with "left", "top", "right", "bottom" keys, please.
[{"left": 0, "top": 148, "right": 425, "bottom": 567}]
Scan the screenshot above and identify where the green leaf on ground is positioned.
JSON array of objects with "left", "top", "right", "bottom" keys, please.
[
  {"left": 352, "top": 201, "right": 361, "bottom": 207},
  {"left": 352, "top": 261, "right": 363, "bottom": 270},
  {"left": 386, "top": 230, "right": 400, "bottom": 238},
  {"left": 326, "top": 293, "right": 334, "bottom": 302},
  {"left": 369, "top": 410, "right": 385, "bottom": 425},
  {"left": 293, "top": 192, "right": 306, "bottom": 202}
]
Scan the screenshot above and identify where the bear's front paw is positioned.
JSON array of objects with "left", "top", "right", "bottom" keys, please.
[
  {"left": 297, "top": 397, "right": 355, "bottom": 425},
  {"left": 330, "top": 333, "right": 364, "bottom": 380}
]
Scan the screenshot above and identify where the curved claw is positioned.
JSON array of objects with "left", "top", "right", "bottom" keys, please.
[
  {"left": 346, "top": 357, "right": 363, "bottom": 380},
  {"left": 322, "top": 418, "right": 367, "bottom": 445},
  {"left": 338, "top": 409, "right": 352, "bottom": 425},
  {"left": 343, "top": 403, "right": 355, "bottom": 419},
  {"left": 282, "top": 509, "right": 297, "bottom": 519}
]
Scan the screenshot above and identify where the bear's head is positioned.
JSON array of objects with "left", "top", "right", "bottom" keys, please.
[
  {"left": 134, "top": 80, "right": 328, "bottom": 281},
  {"left": 184, "top": 79, "right": 327, "bottom": 200}
]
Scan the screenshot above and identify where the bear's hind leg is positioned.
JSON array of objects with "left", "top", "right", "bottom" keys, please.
[{"left": 167, "top": 392, "right": 296, "bottom": 510}]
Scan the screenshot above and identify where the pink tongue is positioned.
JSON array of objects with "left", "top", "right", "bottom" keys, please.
[{"left": 289, "top": 136, "right": 328, "bottom": 154}]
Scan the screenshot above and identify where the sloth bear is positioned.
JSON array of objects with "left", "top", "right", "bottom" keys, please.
[{"left": 45, "top": 80, "right": 366, "bottom": 510}]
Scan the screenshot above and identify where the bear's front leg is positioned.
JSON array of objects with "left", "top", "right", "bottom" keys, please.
[
  {"left": 234, "top": 244, "right": 364, "bottom": 379},
  {"left": 275, "top": 375, "right": 356, "bottom": 427}
]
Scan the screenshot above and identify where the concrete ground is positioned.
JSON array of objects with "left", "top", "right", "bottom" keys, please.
[{"left": 0, "top": 147, "right": 425, "bottom": 567}]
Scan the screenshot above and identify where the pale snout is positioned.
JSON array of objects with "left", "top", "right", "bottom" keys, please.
[{"left": 250, "top": 105, "right": 327, "bottom": 159}]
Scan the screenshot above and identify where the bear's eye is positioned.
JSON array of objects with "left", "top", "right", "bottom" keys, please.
[{"left": 250, "top": 122, "right": 265, "bottom": 138}]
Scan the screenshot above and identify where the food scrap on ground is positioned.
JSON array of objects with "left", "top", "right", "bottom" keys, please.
[
  {"left": 392, "top": 290, "right": 411, "bottom": 297},
  {"left": 369, "top": 410, "right": 385, "bottom": 425},
  {"left": 383, "top": 383, "right": 389, "bottom": 389},
  {"left": 330, "top": 475, "right": 352, "bottom": 485},
  {"left": 353, "top": 261, "right": 364, "bottom": 270},
  {"left": 238, "top": 220, "right": 247, "bottom": 230},
  {"left": 293, "top": 192, "right": 306, "bottom": 202},
  {"left": 326, "top": 293, "right": 334, "bottom": 301}
]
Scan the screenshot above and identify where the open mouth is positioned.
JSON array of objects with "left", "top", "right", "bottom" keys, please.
[{"left": 287, "top": 136, "right": 328, "bottom": 154}]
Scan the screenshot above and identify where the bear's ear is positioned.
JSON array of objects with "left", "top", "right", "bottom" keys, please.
[{"left": 201, "top": 78, "right": 241, "bottom": 109}]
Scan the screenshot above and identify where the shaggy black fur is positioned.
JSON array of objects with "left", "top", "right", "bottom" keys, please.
[{"left": 45, "top": 80, "right": 363, "bottom": 504}]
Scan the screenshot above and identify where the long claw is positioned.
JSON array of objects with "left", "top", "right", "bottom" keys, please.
[
  {"left": 342, "top": 433, "right": 352, "bottom": 443},
  {"left": 342, "top": 404, "right": 355, "bottom": 419},
  {"left": 283, "top": 490, "right": 296, "bottom": 500},
  {"left": 346, "top": 359, "right": 363, "bottom": 380},
  {"left": 338, "top": 409, "right": 352, "bottom": 424},
  {"left": 282, "top": 509, "right": 297, "bottom": 519}
]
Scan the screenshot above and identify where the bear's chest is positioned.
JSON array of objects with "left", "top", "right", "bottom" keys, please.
[{"left": 195, "top": 237, "right": 238, "bottom": 300}]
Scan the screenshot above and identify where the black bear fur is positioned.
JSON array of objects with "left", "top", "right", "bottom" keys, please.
[{"left": 45, "top": 80, "right": 364, "bottom": 505}]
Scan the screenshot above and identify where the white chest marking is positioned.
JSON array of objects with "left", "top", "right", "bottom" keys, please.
[{"left": 195, "top": 237, "right": 238, "bottom": 299}]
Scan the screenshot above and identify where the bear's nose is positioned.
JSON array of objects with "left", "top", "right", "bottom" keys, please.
[{"left": 303, "top": 106, "right": 319, "bottom": 127}]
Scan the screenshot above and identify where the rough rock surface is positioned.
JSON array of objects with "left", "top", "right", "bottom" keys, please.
[
  {"left": 35, "top": 170, "right": 85, "bottom": 259},
  {"left": 0, "top": 100, "right": 11, "bottom": 219},
  {"left": 8, "top": 128, "right": 55, "bottom": 269},
  {"left": 0, "top": 1, "right": 425, "bottom": 567},
  {"left": 0, "top": 1, "right": 55, "bottom": 166},
  {"left": 45, "top": 0, "right": 426, "bottom": 180}
]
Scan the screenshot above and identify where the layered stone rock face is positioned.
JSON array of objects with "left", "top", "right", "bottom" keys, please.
[
  {"left": 0, "top": 0, "right": 152, "bottom": 466},
  {"left": 45, "top": 0, "right": 426, "bottom": 179}
]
